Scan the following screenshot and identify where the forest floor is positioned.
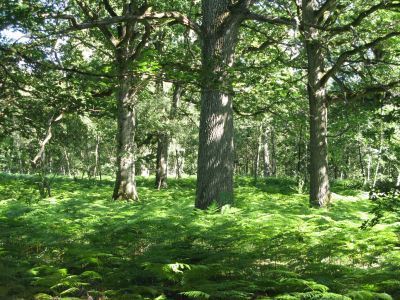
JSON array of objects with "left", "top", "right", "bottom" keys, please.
[{"left": 0, "top": 174, "right": 399, "bottom": 300}]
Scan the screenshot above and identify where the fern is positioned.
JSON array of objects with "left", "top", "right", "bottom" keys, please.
[{"left": 180, "top": 290, "right": 211, "bottom": 299}]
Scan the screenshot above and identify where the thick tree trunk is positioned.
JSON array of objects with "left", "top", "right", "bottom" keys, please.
[
  {"left": 113, "top": 59, "right": 138, "bottom": 201},
  {"left": 196, "top": 0, "right": 244, "bottom": 209},
  {"left": 302, "top": 0, "right": 331, "bottom": 207}
]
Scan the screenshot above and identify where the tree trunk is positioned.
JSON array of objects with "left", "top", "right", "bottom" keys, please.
[
  {"left": 63, "top": 147, "right": 71, "bottom": 177},
  {"left": 270, "top": 129, "right": 277, "bottom": 176},
  {"left": 263, "top": 127, "right": 272, "bottom": 177},
  {"left": 302, "top": 0, "right": 331, "bottom": 207},
  {"left": 155, "top": 133, "right": 169, "bottom": 189},
  {"left": 155, "top": 83, "right": 182, "bottom": 188},
  {"left": 396, "top": 167, "right": 400, "bottom": 187},
  {"left": 196, "top": 0, "right": 245, "bottom": 209},
  {"left": 253, "top": 130, "right": 262, "bottom": 183},
  {"left": 358, "top": 144, "right": 365, "bottom": 180},
  {"left": 113, "top": 58, "right": 138, "bottom": 201},
  {"left": 94, "top": 135, "right": 101, "bottom": 180},
  {"left": 175, "top": 149, "right": 183, "bottom": 179},
  {"left": 171, "top": 85, "right": 183, "bottom": 179}
]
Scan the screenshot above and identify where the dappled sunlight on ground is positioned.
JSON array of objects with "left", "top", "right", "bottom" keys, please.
[{"left": 0, "top": 174, "right": 399, "bottom": 299}]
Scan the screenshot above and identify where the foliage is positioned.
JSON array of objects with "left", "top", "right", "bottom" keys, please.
[
  {"left": 362, "top": 185, "right": 400, "bottom": 228},
  {"left": 1, "top": 175, "right": 399, "bottom": 299}
]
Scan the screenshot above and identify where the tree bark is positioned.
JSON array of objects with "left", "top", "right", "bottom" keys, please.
[
  {"left": 253, "top": 129, "right": 262, "bottom": 183},
  {"left": 94, "top": 135, "right": 101, "bottom": 180},
  {"left": 175, "top": 149, "right": 183, "bottom": 179},
  {"left": 196, "top": 0, "right": 246, "bottom": 209},
  {"left": 113, "top": 57, "right": 138, "bottom": 201},
  {"left": 302, "top": 0, "right": 331, "bottom": 207},
  {"left": 63, "top": 147, "right": 71, "bottom": 177},
  {"left": 263, "top": 127, "right": 272, "bottom": 177},
  {"left": 358, "top": 143, "right": 365, "bottom": 180},
  {"left": 155, "top": 133, "right": 169, "bottom": 189},
  {"left": 155, "top": 83, "right": 182, "bottom": 188}
]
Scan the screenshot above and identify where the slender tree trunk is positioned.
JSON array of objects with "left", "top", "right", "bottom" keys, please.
[
  {"left": 253, "top": 130, "right": 262, "bottom": 183},
  {"left": 302, "top": 0, "right": 331, "bottom": 207},
  {"left": 396, "top": 167, "right": 400, "bottom": 187},
  {"left": 263, "top": 127, "right": 272, "bottom": 177},
  {"left": 113, "top": 58, "right": 138, "bottom": 201},
  {"left": 63, "top": 147, "right": 71, "bottom": 177},
  {"left": 358, "top": 144, "right": 365, "bottom": 180},
  {"left": 155, "top": 83, "right": 182, "bottom": 188},
  {"left": 334, "top": 164, "right": 339, "bottom": 180},
  {"left": 155, "top": 133, "right": 169, "bottom": 189},
  {"left": 297, "top": 126, "right": 303, "bottom": 176},
  {"left": 366, "top": 151, "right": 372, "bottom": 185},
  {"left": 170, "top": 84, "right": 183, "bottom": 178},
  {"left": 196, "top": 0, "right": 245, "bottom": 209},
  {"left": 271, "top": 129, "right": 277, "bottom": 176},
  {"left": 94, "top": 135, "right": 100, "bottom": 180},
  {"left": 373, "top": 106, "right": 384, "bottom": 188}
]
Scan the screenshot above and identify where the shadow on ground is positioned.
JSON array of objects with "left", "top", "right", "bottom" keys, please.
[{"left": 0, "top": 174, "right": 399, "bottom": 300}]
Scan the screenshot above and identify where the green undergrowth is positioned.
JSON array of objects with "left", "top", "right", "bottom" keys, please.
[{"left": 0, "top": 174, "right": 399, "bottom": 300}]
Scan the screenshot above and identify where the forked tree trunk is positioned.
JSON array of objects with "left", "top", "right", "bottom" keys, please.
[
  {"left": 302, "top": 0, "right": 331, "bottom": 207},
  {"left": 113, "top": 58, "right": 138, "bottom": 201},
  {"left": 196, "top": 0, "right": 245, "bottom": 209}
]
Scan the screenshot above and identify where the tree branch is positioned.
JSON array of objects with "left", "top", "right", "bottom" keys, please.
[
  {"left": 316, "top": 0, "right": 337, "bottom": 20},
  {"left": 102, "top": 0, "right": 117, "bottom": 17},
  {"left": 60, "top": 10, "right": 201, "bottom": 36},
  {"left": 244, "top": 12, "right": 296, "bottom": 26},
  {"left": 319, "top": 31, "right": 400, "bottom": 86},
  {"left": 32, "top": 112, "right": 64, "bottom": 165},
  {"left": 329, "top": 1, "right": 400, "bottom": 34},
  {"left": 129, "top": 21, "right": 151, "bottom": 61},
  {"left": 328, "top": 80, "right": 400, "bottom": 103},
  {"left": 74, "top": 0, "right": 117, "bottom": 47}
]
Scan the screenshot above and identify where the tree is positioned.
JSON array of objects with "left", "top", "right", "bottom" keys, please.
[
  {"left": 297, "top": 0, "right": 400, "bottom": 207},
  {"left": 196, "top": 0, "right": 293, "bottom": 208},
  {"left": 195, "top": 0, "right": 247, "bottom": 208},
  {"left": 46, "top": 0, "right": 201, "bottom": 200}
]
